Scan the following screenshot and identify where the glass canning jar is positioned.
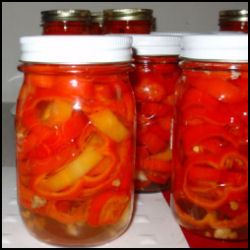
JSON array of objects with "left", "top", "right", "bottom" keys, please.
[
  {"left": 103, "top": 8, "right": 153, "bottom": 34},
  {"left": 130, "top": 34, "right": 181, "bottom": 192},
  {"left": 172, "top": 33, "right": 248, "bottom": 240},
  {"left": 90, "top": 11, "right": 104, "bottom": 34},
  {"left": 16, "top": 35, "right": 136, "bottom": 246},
  {"left": 219, "top": 9, "right": 248, "bottom": 33},
  {"left": 41, "top": 9, "right": 91, "bottom": 35}
]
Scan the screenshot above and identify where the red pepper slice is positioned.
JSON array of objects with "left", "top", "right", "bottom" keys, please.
[
  {"left": 106, "top": 138, "right": 134, "bottom": 193},
  {"left": 181, "top": 88, "right": 222, "bottom": 111},
  {"left": 182, "top": 124, "right": 238, "bottom": 155},
  {"left": 30, "top": 138, "right": 117, "bottom": 199},
  {"left": 107, "top": 93, "right": 135, "bottom": 125},
  {"left": 228, "top": 75, "right": 248, "bottom": 96},
  {"left": 88, "top": 191, "right": 129, "bottom": 227},
  {"left": 94, "top": 82, "right": 116, "bottom": 102},
  {"left": 46, "top": 199, "right": 90, "bottom": 224},
  {"left": 138, "top": 130, "right": 166, "bottom": 154},
  {"left": 28, "top": 142, "right": 79, "bottom": 176},
  {"left": 182, "top": 105, "right": 233, "bottom": 126},
  {"left": 49, "top": 75, "right": 95, "bottom": 100},
  {"left": 134, "top": 76, "right": 167, "bottom": 102},
  {"left": 123, "top": 92, "right": 136, "bottom": 124},
  {"left": 185, "top": 70, "right": 248, "bottom": 104},
  {"left": 158, "top": 116, "right": 172, "bottom": 132},
  {"left": 229, "top": 102, "right": 248, "bottom": 124},
  {"left": 18, "top": 90, "right": 89, "bottom": 159},
  {"left": 183, "top": 153, "right": 248, "bottom": 209},
  {"left": 21, "top": 95, "right": 73, "bottom": 131},
  {"left": 148, "top": 123, "right": 171, "bottom": 142},
  {"left": 30, "top": 133, "right": 129, "bottom": 201},
  {"left": 142, "top": 158, "right": 172, "bottom": 174},
  {"left": 80, "top": 145, "right": 118, "bottom": 188},
  {"left": 16, "top": 125, "right": 54, "bottom": 160},
  {"left": 138, "top": 102, "right": 173, "bottom": 118},
  {"left": 27, "top": 73, "right": 56, "bottom": 89},
  {"left": 25, "top": 110, "right": 88, "bottom": 160},
  {"left": 181, "top": 89, "right": 248, "bottom": 136},
  {"left": 145, "top": 169, "right": 170, "bottom": 184},
  {"left": 192, "top": 137, "right": 234, "bottom": 155}
]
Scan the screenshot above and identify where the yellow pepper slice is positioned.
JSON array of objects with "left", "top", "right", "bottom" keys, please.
[
  {"left": 42, "top": 146, "right": 103, "bottom": 192},
  {"left": 151, "top": 147, "right": 172, "bottom": 161},
  {"left": 89, "top": 109, "right": 130, "bottom": 142},
  {"left": 39, "top": 99, "right": 72, "bottom": 126}
]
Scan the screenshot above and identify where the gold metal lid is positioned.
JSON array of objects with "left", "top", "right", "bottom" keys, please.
[
  {"left": 91, "top": 12, "right": 104, "bottom": 23},
  {"left": 103, "top": 8, "right": 153, "bottom": 21},
  {"left": 219, "top": 9, "right": 248, "bottom": 22},
  {"left": 41, "top": 9, "right": 91, "bottom": 23}
]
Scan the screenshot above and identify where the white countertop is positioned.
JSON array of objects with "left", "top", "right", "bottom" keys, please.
[{"left": 2, "top": 167, "right": 189, "bottom": 248}]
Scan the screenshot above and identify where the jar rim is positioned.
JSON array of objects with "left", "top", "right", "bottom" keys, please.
[
  {"left": 219, "top": 9, "right": 248, "bottom": 22},
  {"left": 18, "top": 60, "right": 132, "bottom": 65},
  {"left": 179, "top": 57, "right": 248, "bottom": 63},
  {"left": 41, "top": 9, "right": 91, "bottom": 23},
  {"left": 90, "top": 11, "right": 104, "bottom": 23},
  {"left": 103, "top": 8, "right": 153, "bottom": 21}
]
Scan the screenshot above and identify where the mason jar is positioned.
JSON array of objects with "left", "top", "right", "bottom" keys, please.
[
  {"left": 103, "top": 8, "right": 153, "bottom": 34},
  {"left": 172, "top": 33, "right": 248, "bottom": 240},
  {"left": 16, "top": 35, "right": 136, "bottom": 246},
  {"left": 219, "top": 9, "right": 248, "bottom": 33},
  {"left": 130, "top": 34, "right": 181, "bottom": 192},
  {"left": 41, "top": 9, "right": 91, "bottom": 35}
]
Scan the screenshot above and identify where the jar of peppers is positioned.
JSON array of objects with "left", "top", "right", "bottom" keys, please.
[
  {"left": 90, "top": 12, "right": 104, "bottom": 34},
  {"left": 16, "top": 35, "right": 136, "bottom": 246},
  {"left": 103, "top": 8, "right": 153, "bottom": 34},
  {"left": 172, "top": 34, "right": 248, "bottom": 240},
  {"left": 219, "top": 9, "right": 248, "bottom": 33},
  {"left": 41, "top": 9, "right": 91, "bottom": 35},
  {"left": 130, "top": 34, "right": 181, "bottom": 192}
]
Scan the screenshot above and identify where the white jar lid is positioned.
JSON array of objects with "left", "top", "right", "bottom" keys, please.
[
  {"left": 20, "top": 35, "right": 132, "bottom": 64},
  {"left": 131, "top": 34, "right": 181, "bottom": 56},
  {"left": 180, "top": 33, "right": 248, "bottom": 61}
]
